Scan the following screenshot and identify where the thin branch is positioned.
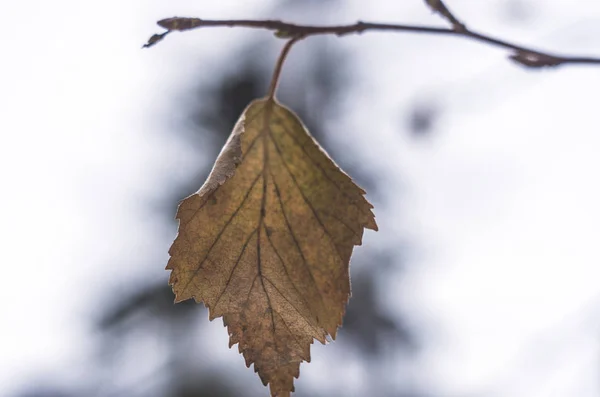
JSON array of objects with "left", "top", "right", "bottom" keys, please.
[{"left": 144, "top": 15, "right": 600, "bottom": 68}]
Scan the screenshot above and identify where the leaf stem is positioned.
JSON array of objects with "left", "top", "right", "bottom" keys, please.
[{"left": 267, "top": 36, "right": 304, "bottom": 100}]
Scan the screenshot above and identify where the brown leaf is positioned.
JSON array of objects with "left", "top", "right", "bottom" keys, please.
[{"left": 167, "top": 98, "right": 377, "bottom": 396}]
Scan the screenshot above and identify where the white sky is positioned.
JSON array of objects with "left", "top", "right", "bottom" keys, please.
[{"left": 1, "top": 0, "right": 600, "bottom": 396}]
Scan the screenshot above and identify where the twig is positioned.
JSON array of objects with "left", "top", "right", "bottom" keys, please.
[
  {"left": 424, "top": 0, "right": 466, "bottom": 32},
  {"left": 143, "top": 9, "right": 600, "bottom": 69}
]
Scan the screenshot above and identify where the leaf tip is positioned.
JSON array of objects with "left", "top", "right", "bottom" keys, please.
[
  {"left": 368, "top": 217, "right": 379, "bottom": 232},
  {"left": 173, "top": 295, "right": 185, "bottom": 304}
]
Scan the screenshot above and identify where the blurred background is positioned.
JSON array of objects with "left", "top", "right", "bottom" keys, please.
[{"left": 2, "top": 0, "right": 600, "bottom": 396}]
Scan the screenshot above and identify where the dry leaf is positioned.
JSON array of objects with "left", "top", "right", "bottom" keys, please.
[{"left": 167, "top": 97, "right": 377, "bottom": 396}]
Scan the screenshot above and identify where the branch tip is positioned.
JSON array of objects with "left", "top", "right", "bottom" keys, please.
[{"left": 143, "top": 31, "right": 170, "bottom": 49}]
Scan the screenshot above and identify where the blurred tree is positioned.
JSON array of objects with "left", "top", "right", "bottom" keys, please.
[{"left": 12, "top": 386, "right": 75, "bottom": 397}]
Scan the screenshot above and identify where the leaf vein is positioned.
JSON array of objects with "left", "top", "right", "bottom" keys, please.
[
  {"left": 263, "top": 224, "right": 322, "bottom": 336},
  {"left": 213, "top": 227, "right": 258, "bottom": 309},
  {"left": 318, "top": 209, "right": 360, "bottom": 239},
  {"left": 273, "top": 107, "right": 370, "bottom": 215},
  {"left": 269, "top": 170, "right": 328, "bottom": 312},
  {"left": 274, "top": 311, "right": 305, "bottom": 361},
  {"left": 262, "top": 272, "right": 321, "bottom": 339},
  {"left": 241, "top": 132, "right": 262, "bottom": 162},
  {"left": 268, "top": 134, "right": 346, "bottom": 265},
  {"left": 179, "top": 170, "right": 263, "bottom": 294}
]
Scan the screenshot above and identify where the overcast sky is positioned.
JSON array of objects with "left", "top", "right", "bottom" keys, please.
[{"left": 1, "top": 1, "right": 600, "bottom": 396}]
